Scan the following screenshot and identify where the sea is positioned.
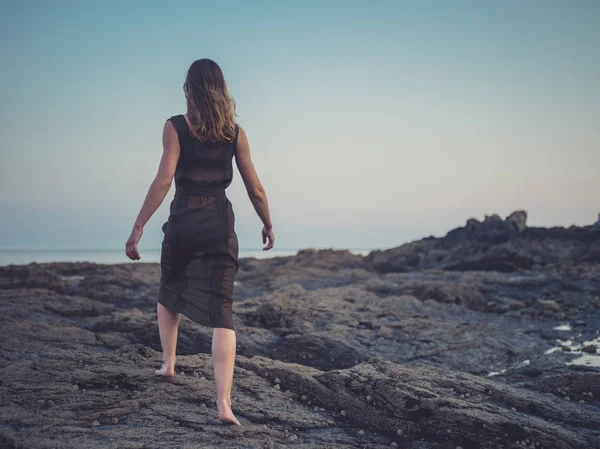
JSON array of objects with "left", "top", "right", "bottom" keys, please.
[{"left": 0, "top": 248, "right": 374, "bottom": 266}]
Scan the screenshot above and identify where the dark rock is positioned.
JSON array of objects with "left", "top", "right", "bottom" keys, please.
[
  {"left": 365, "top": 210, "right": 600, "bottom": 273},
  {"left": 506, "top": 210, "right": 528, "bottom": 232},
  {"left": 1, "top": 212, "right": 600, "bottom": 448}
]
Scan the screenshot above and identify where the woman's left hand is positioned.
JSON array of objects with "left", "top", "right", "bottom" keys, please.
[{"left": 125, "top": 226, "right": 143, "bottom": 260}]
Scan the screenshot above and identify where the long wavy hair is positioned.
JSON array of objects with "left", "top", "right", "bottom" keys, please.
[{"left": 183, "top": 59, "right": 237, "bottom": 145}]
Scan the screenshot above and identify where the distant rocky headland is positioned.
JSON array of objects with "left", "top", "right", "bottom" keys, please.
[{"left": 1, "top": 211, "right": 599, "bottom": 448}]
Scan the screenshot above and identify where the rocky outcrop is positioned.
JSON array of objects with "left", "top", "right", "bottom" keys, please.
[
  {"left": 593, "top": 213, "right": 600, "bottom": 231},
  {"left": 506, "top": 210, "right": 528, "bottom": 232},
  {"left": 366, "top": 210, "right": 600, "bottom": 273},
  {"left": 1, "top": 344, "right": 598, "bottom": 449},
  {"left": 1, "top": 212, "right": 599, "bottom": 448}
]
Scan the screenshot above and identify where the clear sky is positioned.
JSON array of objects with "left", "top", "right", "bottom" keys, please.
[{"left": 1, "top": 0, "right": 598, "bottom": 250}]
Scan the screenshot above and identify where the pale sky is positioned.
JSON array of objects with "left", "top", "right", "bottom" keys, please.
[{"left": 1, "top": 0, "right": 598, "bottom": 250}]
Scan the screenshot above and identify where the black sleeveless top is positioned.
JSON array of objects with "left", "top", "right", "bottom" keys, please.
[{"left": 167, "top": 114, "right": 239, "bottom": 196}]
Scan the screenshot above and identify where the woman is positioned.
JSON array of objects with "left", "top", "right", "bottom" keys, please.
[{"left": 125, "top": 58, "right": 274, "bottom": 426}]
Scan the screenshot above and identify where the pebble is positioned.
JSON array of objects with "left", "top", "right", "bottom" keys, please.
[
  {"left": 457, "top": 446, "right": 463, "bottom": 449},
  {"left": 367, "top": 395, "right": 372, "bottom": 401},
  {"left": 396, "top": 429, "right": 403, "bottom": 436},
  {"left": 114, "top": 386, "right": 119, "bottom": 390},
  {"left": 274, "top": 384, "right": 280, "bottom": 390},
  {"left": 488, "top": 390, "right": 492, "bottom": 395},
  {"left": 274, "top": 377, "right": 281, "bottom": 384},
  {"left": 447, "top": 429, "right": 452, "bottom": 434},
  {"left": 391, "top": 443, "right": 398, "bottom": 447},
  {"left": 301, "top": 395, "right": 308, "bottom": 401},
  {"left": 72, "top": 384, "right": 79, "bottom": 391},
  {"left": 465, "top": 392, "right": 471, "bottom": 398},
  {"left": 288, "top": 434, "right": 297, "bottom": 441},
  {"left": 111, "top": 417, "right": 119, "bottom": 424},
  {"left": 47, "top": 400, "right": 54, "bottom": 407},
  {"left": 340, "top": 410, "right": 347, "bottom": 417},
  {"left": 91, "top": 420, "right": 100, "bottom": 426},
  {"left": 511, "top": 407, "right": 516, "bottom": 412},
  {"left": 38, "top": 399, "right": 45, "bottom": 406},
  {"left": 358, "top": 430, "right": 365, "bottom": 435},
  {"left": 193, "top": 371, "right": 199, "bottom": 378},
  {"left": 460, "top": 394, "right": 465, "bottom": 399}
]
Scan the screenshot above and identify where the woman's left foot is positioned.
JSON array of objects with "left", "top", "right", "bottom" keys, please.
[{"left": 155, "top": 360, "right": 175, "bottom": 377}]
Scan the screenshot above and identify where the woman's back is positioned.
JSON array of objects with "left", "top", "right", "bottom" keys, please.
[{"left": 168, "top": 114, "right": 239, "bottom": 196}]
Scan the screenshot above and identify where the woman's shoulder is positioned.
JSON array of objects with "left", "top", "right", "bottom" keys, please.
[
  {"left": 165, "top": 114, "right": 187, "bottom": 134},
  {"left": 167, "top": 113, "right": 186, "bottom": 123}
]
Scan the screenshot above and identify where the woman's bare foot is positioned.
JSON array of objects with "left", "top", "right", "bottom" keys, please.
[
  {"left": 216, "top": 397, "right": 241, "bottom": 426},
  {"left": 155, "top": 358, "right": 176, "bottom": 377}
]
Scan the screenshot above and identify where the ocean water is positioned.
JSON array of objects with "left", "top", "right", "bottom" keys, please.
[{"left": 0, "top": 248, "right": 374, "bottom": 266}]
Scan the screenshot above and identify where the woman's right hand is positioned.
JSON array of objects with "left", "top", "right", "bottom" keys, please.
[{"left": 262, "top": 225, "right": 275, "bottom": 250}]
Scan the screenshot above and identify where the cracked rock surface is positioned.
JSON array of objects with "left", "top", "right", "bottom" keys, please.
[{"left": 1, "top": 211, "right": 599, "bottom": 448}]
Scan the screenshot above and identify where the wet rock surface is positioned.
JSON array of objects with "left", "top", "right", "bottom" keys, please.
[{"left": 1, "top": 211, "right": 599, "bottom": 448}]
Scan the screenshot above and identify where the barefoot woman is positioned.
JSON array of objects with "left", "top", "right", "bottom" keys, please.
[{"left": 125, "top": 58, "right": 274, "bottom": 426}]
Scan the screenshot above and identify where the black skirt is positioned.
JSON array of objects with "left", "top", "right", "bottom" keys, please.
[{"left": 157, "top": 190, "right": 239, "bottom": 330}]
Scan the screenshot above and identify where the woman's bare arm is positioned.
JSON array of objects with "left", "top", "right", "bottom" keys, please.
[
  {"left": 125, "top": 120, "right": 180, "bottom": 260},
  {"left": 234, "top": 126, "right": 274, "bottom": 250}
]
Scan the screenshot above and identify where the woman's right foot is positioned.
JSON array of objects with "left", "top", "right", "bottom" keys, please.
[
  {"left": 216, "top": 397, "right": 241, "bottom": 426},
  {"left": 155, "top": 360, "right": 175, "bottom": 377}
]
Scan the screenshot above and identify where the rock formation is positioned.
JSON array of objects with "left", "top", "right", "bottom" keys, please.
[{"left": 1, "top": 211, "right": 599, "bottom": 448}]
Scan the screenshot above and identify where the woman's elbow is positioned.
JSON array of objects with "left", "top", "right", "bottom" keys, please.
[
  {"left": 156, "top": 175, "right": 173, "bottom": 188},
  {"left": 249, "top": 186, "right": 266, "bottom": 200}
]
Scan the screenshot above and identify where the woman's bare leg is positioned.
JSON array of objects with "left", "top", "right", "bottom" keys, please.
[
  {"left": 155, "top": 302, "right": 180, "bottom": 377},
  {"left": 212, "top": 328, "right": 241, "bottom": 425}
]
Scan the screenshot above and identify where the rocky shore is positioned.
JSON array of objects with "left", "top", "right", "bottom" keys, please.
[{"left": 1, "top": 211, "right": 599, "bottom": 448}]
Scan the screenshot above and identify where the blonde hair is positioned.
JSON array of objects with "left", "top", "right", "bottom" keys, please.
[{"left": 183, "top": 59, "right": 237, "bottom": 144}]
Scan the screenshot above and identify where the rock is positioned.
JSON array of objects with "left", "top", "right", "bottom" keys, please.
[
  {"left": 1, "top": 211, "right": 600, "bottom": 448},
  {"left": 365, "top": 210, "right": 600, "bottom": 273},
  {"left": 538, "top": 299, "right": 561, "bottom": 311},
  {"left": 379, "top": 325, "right": 394, "bottom": 339},
  {"left": 506, "top": 210, "right": 528, "bottom": 232}
]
